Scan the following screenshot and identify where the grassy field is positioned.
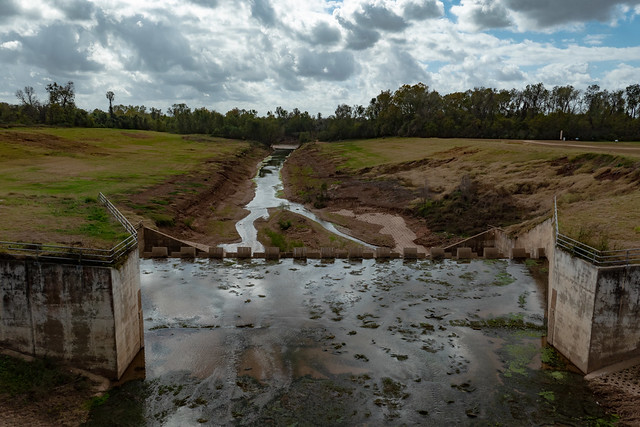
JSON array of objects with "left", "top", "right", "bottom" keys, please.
[
  {"left": 312, "top": 138, "right": 640, "bottom": 249},
  {"left": 320, "top": 137, "right": 640, "bottom": 169},
  {"left": 0, "top": 128, "right": 252, "bottom": 248},
  {"left": 3, "top": 130, "right": 639, "bottom": 250}
]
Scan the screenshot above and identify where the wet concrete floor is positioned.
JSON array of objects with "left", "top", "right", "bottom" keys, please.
[{"left": 88, "top": 258, "right": 613, "bottom": 426}]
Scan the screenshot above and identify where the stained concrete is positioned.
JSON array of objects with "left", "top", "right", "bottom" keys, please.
[
  {"left": 548, "top": 249, "right": 640, "bottom": 373},
  {"left": 0, "top": 252, "right": 143, "bottom": 379},
  {"left": 589, "top": 265, "right": 640, "bottom": 371}
]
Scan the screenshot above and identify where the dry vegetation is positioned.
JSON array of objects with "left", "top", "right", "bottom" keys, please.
[{"left": 283, "top": 138, "right": 640, "bottom": 249}]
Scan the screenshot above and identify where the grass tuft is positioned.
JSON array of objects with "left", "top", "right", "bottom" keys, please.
[{"left": 0, "top": 355, "right": 85, "bottom": 400}]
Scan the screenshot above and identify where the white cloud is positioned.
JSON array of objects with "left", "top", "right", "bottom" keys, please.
[
  {"left": 504, "top": 0, "right": 640, "bottom": 30},
  {"left": 0, "top": 0, "right": 638, "bottom": 115},
  {"left": 584, "top": 34, "right": 607, "bottom": 46},
  {"left": 533, "top": 63, "right": 592, "bottom": 87},
  {"left": 451, "top": 0, "right": 640, "bottom": 32},
  {"left": 601, "top": 63, "right": 640, "bottom": 90},
  {"left": 0, "top": 40, "right": 21, "bottom": 50},
  {"left": 400, "top": 0, "right": 444, "bottom": 21}
]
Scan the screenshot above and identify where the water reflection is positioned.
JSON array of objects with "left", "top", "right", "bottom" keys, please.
[{"left": 86, "top": 258, "right": 613, "bottom": 426}]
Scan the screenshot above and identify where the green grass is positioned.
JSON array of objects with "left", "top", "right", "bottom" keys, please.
[
  {"left": 263, "top": 229, "right": 303, "bottom": 252},
  {"left": 538, "top": 390, "right": 555, "bottom": 402},
  {"left": 493, "top": 271, "right": 517, "bottom": 287},
  {"left": 0, "top": 128, "right": 246, "bottom": 197},
  {"left": 0, "top": 128, "right": 250, "bottom": 246},
  {"left": 0, "top": 355, "right": 87, "bottom": 399}
]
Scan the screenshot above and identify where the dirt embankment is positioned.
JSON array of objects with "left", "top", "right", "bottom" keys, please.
[
  {"left": 129, "top": 138, "right": 640, "bottom": 251},
  {"left": 127, "top": 144, "right": 269, "bottom": 246},
  {"left": 279, "top": 144, "right": 432, "bottom": 247},
  {"left": 0, "top": 352, "right": 110, "bottom": 427},
  {"left": 281, "top": 142, "right": 640, "bottom": 249},
  {"left": 280, "top": 143, "right": 520, "bottom": 248}
]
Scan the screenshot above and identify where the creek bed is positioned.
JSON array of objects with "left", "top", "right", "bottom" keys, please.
[
  {"left": 87, "top": 258, "right": 614, "bottom": 426},
  {"left": 220, "top": 149, "right": 373, "bottom": 253}
]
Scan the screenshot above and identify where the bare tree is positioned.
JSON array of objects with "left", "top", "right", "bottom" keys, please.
[
  {"left": 626, "top": 84, "right": 640, "bottom": 119},
  {"left": 15, "top": 86, "right": 41, "bottom": 122},
  {"left": 45, "top": 81, "right": 75, "bottom": 124},
  {"left": 15, "top": 86, "right": 38, "bottom": 107}
]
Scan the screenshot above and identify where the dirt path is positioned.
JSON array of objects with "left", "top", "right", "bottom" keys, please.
[
  {"left": 333, "top": 209, "right": 427, "bottom": 253},
  {"left": 522, "top": 140, "right": 640, "bottom": 157}
]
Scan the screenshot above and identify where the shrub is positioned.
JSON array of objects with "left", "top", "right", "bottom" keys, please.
[{"left": 278, "top": 219, "right": 292, "bottom": 230}]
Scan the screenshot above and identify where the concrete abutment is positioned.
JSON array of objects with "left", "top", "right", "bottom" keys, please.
[
  {"left": 0, "top": 251, "right": 144, "bottom": 380},
  {"left": 548, "top": 250, "right": 640, "bottom": 373},
  {"left": 8, "top": 217, "right": 631, "bottom": 380}
]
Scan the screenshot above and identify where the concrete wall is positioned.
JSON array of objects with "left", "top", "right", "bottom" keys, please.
[
  {"left": 0, "top": 252, "right": 143, "bottom": 379},
  {"left": 495, "top": 218, "right": 554, "bottom": 260},
  {"left": 444, "top": 229, "right": 498, "bottom": 254},
  {"left": 547, "top": 249, "right": 599, "bottom": 373},
  {"left": 548, "top": 249, "right": 640, "bottom": 373},
  {"left": 443, "top": 219, "right": 555, "bottom": 260},
  {"left": 442, "top": 218, "right": 640, "bottom": 374},
  {"left": 111, "top": 253, "right": 144, "bottom": 379},
  {"left": 589, "top": 265, "right": 640, "bottom": 372},
  {"left": 142, "top": 227, "right": 190, "bottom": 253}
]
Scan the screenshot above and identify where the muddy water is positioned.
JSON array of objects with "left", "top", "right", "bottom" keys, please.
[
  {"left": 220, "top": 149, "right": 374, "bottom": 252},
  {"left": 87, "top": 259, "right": 613, "bottom": 426}
]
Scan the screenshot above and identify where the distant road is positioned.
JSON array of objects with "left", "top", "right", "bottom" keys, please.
[{"left": 521, "top": 140, "right": 640, "bottom": 157}]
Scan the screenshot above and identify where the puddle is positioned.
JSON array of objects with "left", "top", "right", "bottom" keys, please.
[
  {"left": 86, "top": 259, "right": 614, "bottom": 426},
  {"left": 220, "top": 149, "right": 374, "bottom": 252}
]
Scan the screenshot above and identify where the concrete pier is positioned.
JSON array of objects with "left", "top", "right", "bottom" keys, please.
[{"left": 0, "top": 251, "right": 143, "bottom": 379}]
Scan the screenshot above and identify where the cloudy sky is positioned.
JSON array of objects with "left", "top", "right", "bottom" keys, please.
[{"left": 1, "top": 0, "right": 640, "bottom": 116}]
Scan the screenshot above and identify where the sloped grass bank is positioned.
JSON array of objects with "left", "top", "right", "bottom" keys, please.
[{"left": 0, "top": 128, "right": 253, "bottom": 247}]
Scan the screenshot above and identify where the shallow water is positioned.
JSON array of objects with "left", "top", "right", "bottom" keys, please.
[
  {"left": 87, "top": 259, "right": 613, "bottom": 426},
  {"left": 220, "top": 149, "right": 374, "bottom": 252}
]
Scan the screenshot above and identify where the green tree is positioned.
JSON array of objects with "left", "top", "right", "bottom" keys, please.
[
  {"left": 106, "top": 91, "right": 115, "bottom": 117},
  {"left": 625, "top": 84, "right": 640, "bottom": 118},
  {"left": 45, "top": 81, "right": 76, "bottom": 125},
  {"left": 168, "top": 103, "right": 192, "bottom": 134}
]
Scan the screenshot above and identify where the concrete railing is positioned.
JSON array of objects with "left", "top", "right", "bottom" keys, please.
[
  {"left": 554, "top": 197, "right": 640, "bottom": 267},
  {"left": 0, "top": 194, "right": 137, "bottom": 265}
]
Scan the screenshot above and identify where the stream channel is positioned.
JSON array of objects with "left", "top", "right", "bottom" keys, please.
[
  {"left": 86, "top": 151, "right": 615, "bottom": 426},
  {"left": 221, "top": 149, "right": 373, "bottom": 252}
]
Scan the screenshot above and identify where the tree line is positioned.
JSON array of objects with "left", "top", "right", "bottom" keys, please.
[{"left": 2, "top": 81, "right": 639, "bottom": 143}]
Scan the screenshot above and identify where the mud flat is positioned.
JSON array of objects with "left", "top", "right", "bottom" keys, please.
[{"left": 84, "top": 258, "right": 616, "bottom": 425}]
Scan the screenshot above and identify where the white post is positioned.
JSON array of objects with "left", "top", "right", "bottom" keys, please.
[{"left": 559, "top": 130, "right": 563, "bottom": 140}]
